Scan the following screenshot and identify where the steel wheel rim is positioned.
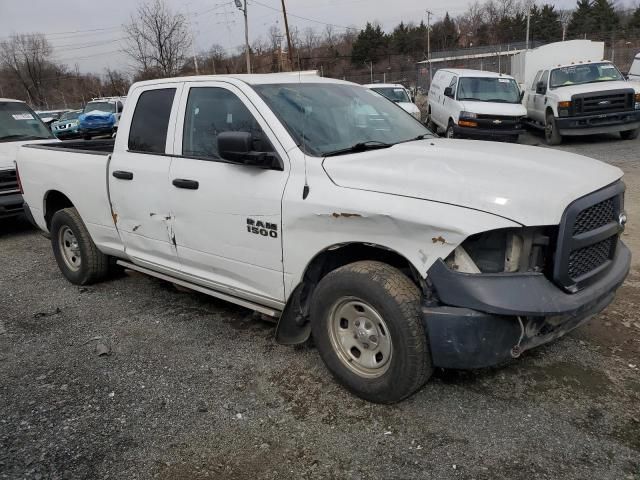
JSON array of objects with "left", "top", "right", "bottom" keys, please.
[
  {"left": 545, "top": 118, "right": 553, "bottom": 139},
  {"left": 59, "top": 226, "right": 81, "bottom": 272},
  {"left": 446, "top": 127, "right": 454, "bottom": 138},
  {"left": 327, "top": 297, "right": 392, "bottom": 378}
]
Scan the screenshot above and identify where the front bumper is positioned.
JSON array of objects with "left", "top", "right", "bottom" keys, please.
[
  {"left": 79, "top": 125, "right": 114, "bottom": 136},
  {"left": 423, "top": 240, "right": 631, "bottom": 369},
  {"left": 53, "top": 128, "right": 81, "bottom": 139},
  {"left": 453, "top": 125, "right": 524, "bottom": 139},
  {"left": 0, "top": 193, "right": 24, "bottom": 219},
  {"left": 556, "top": 110, "right": 640, "bottom": 136}
]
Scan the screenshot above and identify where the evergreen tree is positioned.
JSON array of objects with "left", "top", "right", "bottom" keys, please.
[
  {"left": 351, "top": 22, "right": 388, "bottom": 64},
  {"left": 391, "top": 22, "right": 411, "bottom": 55},
  {"left": 531, "top": 4, "right": 563, "bottom": 43},
  {"left": 627, "top": 6, "right": 640, "bottom": 34},
  {"left": 590, "top": 0, "right": 619, "bottom": 36},
  {"left": 567, "top": 0, "right": 597, "bottom": 38},
  {"left": 430, "top": 13, "right": 459, "bottom": 51}
]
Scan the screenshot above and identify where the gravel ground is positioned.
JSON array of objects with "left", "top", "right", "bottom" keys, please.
[{"left": 1, "top": 132, "right": 639, "bottom": 480}]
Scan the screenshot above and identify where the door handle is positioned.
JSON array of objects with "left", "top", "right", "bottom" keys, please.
[
  {"left": 112, "top": 170, "right": 133, "bottom": 180},
  {"left": 172, "top": 178, "right": 199, "bottom": 190}
]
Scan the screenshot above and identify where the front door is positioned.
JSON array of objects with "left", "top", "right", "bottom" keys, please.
[
  {"left": 109, "top": 83, "right": 183, "bottom": 271},
  {"left": 168, "top": 82, "right": 289, "bottom": 306}
]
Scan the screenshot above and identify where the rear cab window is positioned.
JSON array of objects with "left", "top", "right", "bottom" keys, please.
[{"left": 128, "top": 89, "right": 176, "bottom": 154}]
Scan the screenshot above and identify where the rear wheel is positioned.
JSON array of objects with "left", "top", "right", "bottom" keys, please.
[
  {"left": 544, "top": 112, "right": 562, "bottom": 145},
  {"left": 310, "top": 261, "right": 433, "bottom": 403},
  {"left": 51, "top": 207, "right": 110, "bottom": 285},
  {"left": 620, "top": 128, "right": 639, "bottom": 140}
]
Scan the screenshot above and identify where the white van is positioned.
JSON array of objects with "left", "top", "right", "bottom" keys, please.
[
  {"left": 427, "top": 69, "right": 527, "bottom": 142},
  {"left": 629, "top": 53, "right": 640, "bottom": 82},
  {"left": 364, "top": 83, "right": 421, "bottom": 120}
]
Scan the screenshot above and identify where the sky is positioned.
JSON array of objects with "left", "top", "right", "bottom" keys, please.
[{"left": 0, "top": 0, "right": 610, "bottom": 75}]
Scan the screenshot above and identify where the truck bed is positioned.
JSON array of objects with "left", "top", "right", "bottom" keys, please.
[
  {"left": 24, "top": 139, "right": 115, "bottom": 155},
  {"left": 17, "top": 138, "right": 124, "bottom": 257}
]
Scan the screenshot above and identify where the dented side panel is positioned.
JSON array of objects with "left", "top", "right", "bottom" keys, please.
[{"left": 281, "top": 150, "right": 519, "bottom": 299}]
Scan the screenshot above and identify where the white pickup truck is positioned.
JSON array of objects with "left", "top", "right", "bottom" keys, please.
[{"left": 17, "top": 74, "right": 631, "bottom": 403}]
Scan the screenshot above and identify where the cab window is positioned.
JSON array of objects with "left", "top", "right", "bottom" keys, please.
[
  {"left": 531, "top": 70, "right": 543, "bottom": 90},
  {"left": 128, "top": 88, "right": 176, "bottom": 154},
  {"left": 182, "top": 87, "right": 273, "bottom": 161}
]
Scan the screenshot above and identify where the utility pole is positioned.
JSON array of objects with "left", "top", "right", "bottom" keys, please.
[
  {"left": 525, "top": 8, "right": 531, "bottom": 50},
  {"left": 425, "top": 10, "right": 433, "bottom": 81},
  {"left": 235, "top": 0, "right": 251, "bottom": 73},
  {"left": 185, "top": 4, "right": 199, "bottom": 74},
  {"left": 280, "top": 0, "right": 295, "bottom": 71}
]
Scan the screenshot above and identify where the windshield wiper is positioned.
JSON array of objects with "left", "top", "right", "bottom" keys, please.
[
  {"left": 323, "top": 141, "right": 394, "bottom": 157},
  {"left": 458, "top": 97, "right": 488, "bottom": 102},
  {"left": 396, "top": 133, "right": 433, "bottom": 144}
]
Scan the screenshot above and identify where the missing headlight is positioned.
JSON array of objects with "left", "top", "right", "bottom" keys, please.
[{"left": 445, "top": 227, "right": 554, "bottom": 274}]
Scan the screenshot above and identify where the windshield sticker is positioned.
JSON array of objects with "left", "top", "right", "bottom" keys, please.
[
  {"left": 498, "top": 78, "right": 510, "bottom": 83},
  {"left": 601, "top": 64, "right": 616, "bottom": 69},
  {"left": 12, "top": 113, "right": 34, "bottom": 120}
]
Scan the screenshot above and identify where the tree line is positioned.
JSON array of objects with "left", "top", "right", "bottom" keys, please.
[{"left": 1, "top": 0, "right": 639, "bottom": 109}]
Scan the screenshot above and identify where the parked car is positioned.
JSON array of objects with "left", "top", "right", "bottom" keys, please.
[
  {"left": 0, "top": 99, "right": 55, "bottom": 219},
  {"left": 17, "top": 74, "right": 630, "bottom": 403},
  {"left": 512, "top": 40, "right": 640, "bottom": 145},
  {"left": 51, "top": 110, "right": 83, "bottom": 140},
  {"left": 35, "top": 109, "right": 71, "bottom": 130},
  {"left": 364, "top": 83, "right": 421, "bottom": 120},
  {"left": 78, "top": 97, "right": 126, "bottom": 139},
  {"left": 427, "top": 69, "right": 527, "bottom": 142},
  {"left": 628, "top": 52, "right": 640, "bottom": 83}
]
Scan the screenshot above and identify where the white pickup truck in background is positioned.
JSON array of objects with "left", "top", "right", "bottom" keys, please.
[
  {"left": 512, "top": 40, "right": 640, "bottom": 145},
  {"left": 16, "top": 74, "right": 631, "bottom": 403},
  {"left": 0, "top": 99, "right": 55, "bottom": 220}
]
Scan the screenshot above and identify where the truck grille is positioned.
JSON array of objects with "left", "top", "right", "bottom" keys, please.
[
  {"left": 553, "top": 182, "right": 624, "bottom": 291},
  {"left": 572, "top": 89, "right": 634, "bottom": 116},
  {"left": 475, "top": 114, "right": 523, "bottom": 131},
  {"left": 0, "top": 169, "right": 18, "bottom": 195}
]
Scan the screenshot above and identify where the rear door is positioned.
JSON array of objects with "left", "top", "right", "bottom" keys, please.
[
  {"left": 168, "top": 81, "right": 289, "bottom": 305},
  {"left": 109, "top": 83, "right": 183, "bottom": 271},
  {"left": 530, "top": 70, "right": 549, "bottom": 123}
]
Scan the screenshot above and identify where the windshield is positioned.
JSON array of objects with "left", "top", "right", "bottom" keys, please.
[
  {"left": 84, "top": 102, "right": 115, "bottom": 113},
  {"left": 0, "top": 102, "right": 54, "bottom": 142},
  {"left": 550, "top": 63, "right": 624, "bottom": 88},
  {"left": 253, "top": 83, "right": 432, "bottom": 157},
  {"left": 59, "top": 111, "right": 80, "bottom": 121},
  {"left": 457, "top": 77, "right": 521, "bottom": 103},
  {"left": 371, "top": 87, "right": 411, "bottom": 103}
]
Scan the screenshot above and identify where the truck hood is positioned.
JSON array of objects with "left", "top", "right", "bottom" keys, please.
[
  {"left": 397, "top": 102, "right": 420, "bottom": 114},
  {"left": 459, "top": 101, "right": 527, "bottom": 117},
  {"left": 322, "top": 139, "right": 623, "bottom": 226},
  {"left": 551, "top": 80, "right": 638, "bottom": 101},
  {"left": 0, "top": 138, "right": 57, "bottom": 170}
]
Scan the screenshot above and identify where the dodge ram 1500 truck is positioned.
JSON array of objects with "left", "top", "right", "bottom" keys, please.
[{"left": 16, "top": 74, "right": 631, "bottom": 403}]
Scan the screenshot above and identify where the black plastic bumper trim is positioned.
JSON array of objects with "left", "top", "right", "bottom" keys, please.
[
  {"left": 426, "top": 240, "right": 630, "bottom": 316},
  {"left": 0, "top": 193, "right": 24, "bottom": 218}
]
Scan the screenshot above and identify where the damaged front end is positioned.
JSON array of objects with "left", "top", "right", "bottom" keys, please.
[{"left": 423, "top": 222, "right": 630, "bottom": 369}]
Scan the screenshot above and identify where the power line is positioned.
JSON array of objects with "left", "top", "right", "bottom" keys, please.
[{"left": 248, "top": 0, "right": 353, "bottom": 30}]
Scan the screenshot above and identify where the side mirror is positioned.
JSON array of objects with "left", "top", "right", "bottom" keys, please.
[
  {"left": 520, "top": 90, "right": 525, "bottom": 101},
  {"left": 443, "top": 87, "right": 454, "bottom": 98},
  {"left": 217, "top": 131, "right": 279, "bottom": 169},
  {"left": 536, "top": 81, "right": 546, "bottom": 95}
]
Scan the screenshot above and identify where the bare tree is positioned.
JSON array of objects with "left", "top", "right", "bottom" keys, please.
[
  {"left": 303, "top": 27, "right": 319, "bottom": 56},
  {"left": 123, "top": 0, "right": 191, "bottom": 78},
  {"left": 104, "top": 69, "right": 130, "bottom": 96},
  {"left": 0, "top": 33, "right": 52, "bottom": 106}
]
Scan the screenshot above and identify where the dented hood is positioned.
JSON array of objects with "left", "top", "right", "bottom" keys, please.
[{"left": 322, "top": 139, "right": 623, "bottom": 226}]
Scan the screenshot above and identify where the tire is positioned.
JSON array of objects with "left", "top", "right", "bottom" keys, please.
[
  {"left": 310, "top": 261, "right": 433, "bottom": 403},
  {"left": 620, "top": 128, "right": 639, "bottom": 140},
  {"left": 51, "top": 207, "right": 110, "bottom": 285},
  {"left": 544, "top": 112, "right": 562, "bottom": 145},
  {"left": 445, "top": 121, "right": 456, "bottom": 139},
  {"left": 426, "top": 109, "right": 437, "bottom": 133}
]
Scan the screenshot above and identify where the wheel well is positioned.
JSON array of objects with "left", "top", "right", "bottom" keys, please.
[
  {"left": 275, "top": 243, "right": 424, "bottom": 345},
  {"left": 44, "top": 191, "right": 74, "bottom": 229},
  {"left": 545, "top": 106, "right": 554, "bottom": 118}
]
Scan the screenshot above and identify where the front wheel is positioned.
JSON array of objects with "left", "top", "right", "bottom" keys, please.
[
  {"left": 445, "top": 122, "right": 456, "bottom": 139},
  {"left": 620, "top": 128, "right": 639, "bottom": 140},
  {"left": 51, "top": 207, "right": 110, "bottom": 285},
  {"left": 310, "top": 261, "right": 433, "bottom": 403},
  {"left": 545, "top": 113, "right": 562, "bottom": 145}
]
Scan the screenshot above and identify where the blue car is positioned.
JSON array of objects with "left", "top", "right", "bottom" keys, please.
[
  {"left": 78, "top": 98, "right": 125, "bottom": 139},
  {"left": 51, "top": 110, "right": 82, "bottom": 139}
]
